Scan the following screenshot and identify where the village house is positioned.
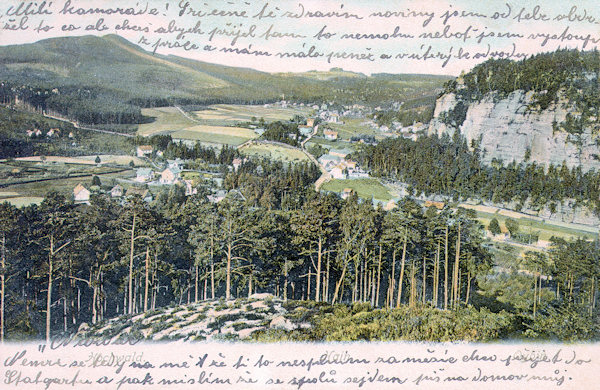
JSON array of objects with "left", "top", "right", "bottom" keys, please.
[
  {"left": 135, "top": 168, "right": 154, "bottom": 183},
  {"left": 318, "top": 154, "right": 342, "bottom": 170},
  {"left": 208, "top": 189, "right": 227, "bottom": 203},
  {"left": 424, "top": 200, "right": 445, "bottom": 210},
  {"left": 306, "top": 118, "right": 315, "bottom": 127},
  {"left": 323, "top": 129, "right": 338, "bottom": 141},
  {"left": 136, "top": 145, "right": 153, "bottom": 158},
  {"left": 166, "top": 159, "right": 184, "bottom": 170},
  {"left": 341, "top": 188, "right": 354, "bottom": 200},
  {"left": 73, "top": 183, "right": 91, "bottom": 204},
  {"left": 47, "top": 128, "right": 60, "bottom": 137},
  {"left": 384, "top": 200, "right": 397, "bottom": 211},
  {"left": 330, "top": 164, "right": 347, "bottom": 180},
  {"left": 232, "top": 158, "right": 243, "bottom": 172},
  {"left": 160, "top": 167, "right": 182, "bottom": 185},
  {"left": 183, "top": 180, "right": 197, "bottom": 196},
  {"left": 327, "top": 113, "right": 340, "bottom": 123},
  {"left": 299, "top": 125, "right": 313, "bottom": 136},
  {"left": 110, "top": 184, "right": 124, "bottom": 198}
]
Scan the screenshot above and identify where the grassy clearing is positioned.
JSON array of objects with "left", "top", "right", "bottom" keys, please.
[
  {"left": 192, "top": 104, "right": 312, "bottom": 124},
  {"left": 1, "top": 170, "right": 135, "bottom": 199},
  {"left": 322, "top": 178, "right": 392, "bottom": 202},
  {"left": 184, "top": 125, "right": 257, "bottom": 139},
  {"left": 475, "top": 210, "right": 597, "bottom": 242},
  {"left": 327, "top": 118, "right": 380, "bottom": 140},
  {"left": 138, "top": 107, "right": 197, "bottom": 136},
  {"left": 240, "top": 143, "right": 309, "bottom": 162},
  {"left": 170, "top": 130, "right": 249, "bottom": 146},
  {"left": 77, "top": 155, "right": 146, "bottom": 165},
  {"left": 1, "top": 196, "right": 44, "bottom": 207}
]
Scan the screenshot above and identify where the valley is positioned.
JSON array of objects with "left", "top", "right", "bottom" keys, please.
[{"left": 0, "top": 36, "right": 598, "bottom": 343}]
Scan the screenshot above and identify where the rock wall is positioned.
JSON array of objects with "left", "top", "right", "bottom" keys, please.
[{"left": 428, "top": 90, "right": 600, "bottom": 171}]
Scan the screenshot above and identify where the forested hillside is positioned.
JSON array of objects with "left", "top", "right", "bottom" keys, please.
[
  {"left": 0, "top": 35, "right": 449, "bottom": 125},
  {"left": 354, "top": 132, "right": 600, "bottom": 212},
  {"left": 1, "top": 172, "right": 598, "bottom": 342}
]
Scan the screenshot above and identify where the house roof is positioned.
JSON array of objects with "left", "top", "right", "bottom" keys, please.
[
  {"left": 73, "top": 183, "right": 89, "bottom": 195},
  {"left": 111, "top": 184, "right": 123, "bottom": 191},
  {"left": 136, "top": 168, "right": 153, "bottom": 176},
  {"left": 137, "top": 145, "right": 153, "bottom": 151},
  {"left": 330, "top": 148, "right": 352, "bottom": 156},
  {"left": 163, "top": 167, "right": 182, "bottom": 175},
  {"left": 318, "top": 154, "right": 341, "bottom": 163}
]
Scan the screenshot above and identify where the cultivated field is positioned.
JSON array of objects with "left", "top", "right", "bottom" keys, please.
[
  {"left": 326, "top": 118, "right": 381, "bottom": 140},
  {"left": 321, "top": 178, "right": 392, "bottom": 202},
  {"left": 138, "top": 106, "right": 264, "bottom": 146},
  {"left": 138, "top": 107, "right": 197, "bottom": 136},
  {"left": 192, "top": 104, "right": 313, "bottom": 124},
  {"left": 240, "top": 143, "right": 310, "bottom": 163}
]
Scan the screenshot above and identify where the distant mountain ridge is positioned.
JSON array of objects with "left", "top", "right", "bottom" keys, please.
[{"left": 0, "top": 34, "right": 451, "bottom": 125}]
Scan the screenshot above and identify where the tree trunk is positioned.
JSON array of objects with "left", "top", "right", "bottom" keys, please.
[
  {"left": 144, "top": 247, "right": 150, "bottom": 312},
  {"left": 538, "top": 273, "right": 542, "bottom": 305},
  {"left": 332, "top": 261, "right": 348, "bottom": 305},
  {"left": 325, "top": 252, "right": 330, "bottom": 302},
  {"left": 210, "top": 237, "right": 215, "bottom": 300},
  {"left": 533, "top": 271, "right": 538, "bottom": 317},
  {"left": 422, "top": 255, "right": 427, "bottom": 305},
  {"left": 376, "top": 245, "right": 382, "bottom": 307},
  {"left": 128, "top": 212, "right": 136, "bottom": 315},
  {"left": 444, "top": 226, "right": 449, "bottom": 310},
  {"left": 63, "top": 296, "right": 67, "bottom": 333},
  {"left": 46, "top": 235, "right": 54, "bottom": 343},
  {"left": 465, "top": 271, "right": 471, "bottom": 305},
  {"left": 248, "top": 274, "right": 253, "bottom": 298},
  {"left": 307, "top": 268, "right": 311, "bottom": 301},
  {"left": 433, "top": 240, "right": 440, "bottom": 308},
  {"left": 226, "top": 241, "right": 232, "bottom": 300},
  {"left": 316, "top": 236, "right": 322, "bottom": 302},
  {"left": 452, "top": 223, "right": 461, "bottom": 310},
  {"left": 283, "top": 258, "right": 288, "bottom": 302},
  {"left": 396, "top": 233, "right": 407, "bottom": 308},
  {"left": 194, "top": 263, "right": 199, "bottom": 303},
  {"left": 371, "top": 268, "right": 376, "bottom": 307},
  {"left": 409, "top": 262, "right": 416, "bottom": 308},
  {"left": 389, "top": 250, "right": 396, "bottom": 308}
]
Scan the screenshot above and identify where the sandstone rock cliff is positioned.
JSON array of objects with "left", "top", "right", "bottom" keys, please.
[{"left": 428, "top": 90, "right": 600, "bottom": 171}]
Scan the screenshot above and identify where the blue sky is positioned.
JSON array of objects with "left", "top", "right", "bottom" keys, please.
[{"left": 0, "top": 0, "right": 598, "bottom": 75}]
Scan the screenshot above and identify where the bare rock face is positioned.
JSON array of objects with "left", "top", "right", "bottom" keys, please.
[
  {"left": 428, "top": 91, "right": 600, "bottom": 171},
  {"left": 269, "top": 316, "right": 296, "bottom": 331}
]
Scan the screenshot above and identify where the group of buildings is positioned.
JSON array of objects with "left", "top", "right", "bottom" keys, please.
[
  {"left": 73, "top": 182, "right": 153, "bottom": 204},
  {"left": 318, "top": 148, "right": 369, "bottom": 180},
  {"left": 73, "top": 157, "right": 197, "bottom": 205}
]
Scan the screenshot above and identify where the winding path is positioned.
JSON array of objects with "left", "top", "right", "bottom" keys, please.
[{"left": 43, "top": 113, "right": 134, "bottom": 138}]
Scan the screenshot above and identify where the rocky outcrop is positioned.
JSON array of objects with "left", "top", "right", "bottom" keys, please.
[
  {"left": 74, "top": 297, "right": 312, "bottom": 342},
  {"left": 428, "top": 90, "right": 600, "bottom": 171}
]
